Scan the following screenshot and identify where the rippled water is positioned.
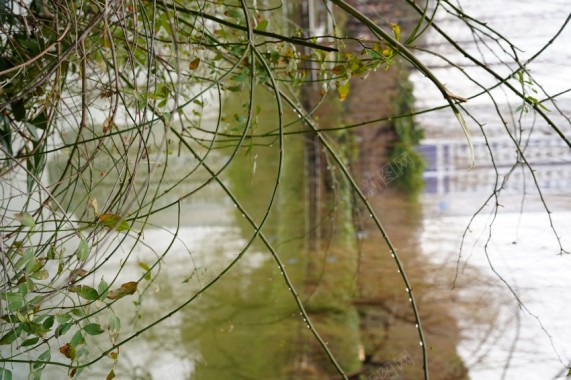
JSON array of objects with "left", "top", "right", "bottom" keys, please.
[{"left": 414, "top": 1, "right": 571, "bottom": 378}]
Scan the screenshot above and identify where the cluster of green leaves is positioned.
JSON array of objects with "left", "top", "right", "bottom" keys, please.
[
  {"left": 386, "top": 67, "right": 425, "bottom": 196},
  {"left": 330, "top": 22, "right": 401, "bottom": 101},
  {"left": 512, "top": 71, "right": 550, "bottom": 114},
  {"left": 0, "top": 226, "right": 132, "bottom": 378},
  {"left": 0, "top": 211, "right": 141, "bottom": 374},
  {"left": 0, "top": 0, "right": 53, "bottom": 191}
]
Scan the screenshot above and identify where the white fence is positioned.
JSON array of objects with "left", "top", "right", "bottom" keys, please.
[{"left": 418, "top": 136, "right": 571, "bottom": 195}]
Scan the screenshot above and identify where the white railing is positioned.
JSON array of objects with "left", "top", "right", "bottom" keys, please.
[{"left": 419, "top": 136, "right": 571, "bottom": 194}]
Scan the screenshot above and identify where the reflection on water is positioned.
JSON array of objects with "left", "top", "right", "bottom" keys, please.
[
  {"left": 419, "top": 135, "right": 571, "bottom": 195},
  {"left": 45, "top": 89, "right": 370, "bottom": 379},
  {"left": 46, "top": 79, "right": 470, "bottom": 379},
  {"left": 421, "top": 207, "right": 571, "bottom": 379},
  {"left": 411, "top": 0, "right": 571, "bottom": 378}
]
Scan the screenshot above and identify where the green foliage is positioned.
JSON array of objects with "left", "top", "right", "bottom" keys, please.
[
  {"left": 83, "top": 323, "right": 104, "bottom": 336},
  {"left": 387, "top": 142, "right": 426, "bottom": 196},
  {"left": 98, "top": 214, "right": 131, "bottom": 232},
  {"left": 387, "top": 67, "right": 425, "bottom": 196}
]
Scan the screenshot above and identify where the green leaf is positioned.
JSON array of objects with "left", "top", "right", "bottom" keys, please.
[
  {"left": 70, "top": 330, "right": 84, "bottom": 347},
  {"left": 1, "top": 315, "right": 19, "bottom": 324},
  {"left": 30, "top": 270, "right": 49, "bottom": 280},
  {"left": 107, "top": 281, "right": 138, "bottom": 300},
  {"left": 14, "top": 212, "right": 35, "bottom": 227},
  {"left": 0, "top": 368, "right": 13, "bottom": 380},
  {"left": 56, "top": 314, "right": 72, "bottom": 325},
  {"left": 47, "top": 246, "right": 56, "bottom": 260},
  {"left": 527, "top": 95, "right": 539, "bottom": 104},
  {"left": 28, "top": 295, "right": 43, "bottom": 306},
  {"left": 83, "top": 323, "right": 104, "bottom": 336},
  {"left": 224, "top": 9, "right": 242, "bottom": 19},
  {"left": 226, "top": 85, "right": 243, "bottom": 93},
  {"left": 33, "top": 349, "right": 51, "bottom": 370},
  {"left": 98, "top": 278, "right": 109, "bottom": 299},
  {"left": 138, "top": 262, "right": 152, "bottom": 281},
  {"left": 157, "top": 98, "right": 168, "bottom": 108},
  {"left": 106, "top": 369, "right": 116, "bottom": 380},
  {"left": 7, "top": 298, "right": 24, "bottom": 311},
  {"left": 0, "top": 326, "right": 22, "bottom": 345},
  {"left": 109, "top": 315, "right": 121, "bottom": 331},
  {"left": 74, "top": 285, "right": 99, "bottom": 301},
  {"left": 98, "top": 214, "right": 130, "bottom": 232},
  {"left": 25, "top": 256, "right": 41, "bottom": 276},
  {"left": 17, "top": 283, "right": 28, "bottom": 297},
  {"left": 30, "top": 370, "right": 42, "bottom": 380},
  {"left": 15, "top": 256, "right": 28, "bottom": 270},
  {"left": 42, "top": 315, "right": 55, "bottom": 330},
  {"left": 3, "top": 292, "right": 24, "bottom": 312},
  {"left": 56, "top": 322, "right": 72, "bottom": 338},
  {"left": 255, "top": 19, "right": 268, "bottom": 31},
  {"left": 535, "top": 100, "right": 551, "bottom": 112},
  {"left": 21, "top": 336, "right": 40, "bottom": 347},
  {"left": 233, "top": 73, "right": 249, "bottom": 82},
  {"left": 30, "top": 111, "right": 48, "bottom": 130},
  {"left": 24, "top": 322, "right": 49, "bottom": 336},
  {"left": 76, "top": 238, "right": 89, "bottom": 261}
]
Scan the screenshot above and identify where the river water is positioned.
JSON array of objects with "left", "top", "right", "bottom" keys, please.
[
  {"left": 2, "top": 1, "right": 570, "bottom": 379},
  {"left": 412, "top": 1, "right": 571, "bottom": 379}
]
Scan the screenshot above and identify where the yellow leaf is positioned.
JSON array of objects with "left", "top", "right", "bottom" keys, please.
[
  {"left": 99, "top": 213, "right": 130, "bottom": 232},
  {"left": 337, "top": 81, "right": 350, "bottom": 102},
  {"left": 107, "top": 281, "right": 138, "bottom": 300},
  {"left": 391, "top": 22, "right": 401, "bottom": 41},
  {"left": 188, "top": 57, "right": 200, "bottom": 70}
]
